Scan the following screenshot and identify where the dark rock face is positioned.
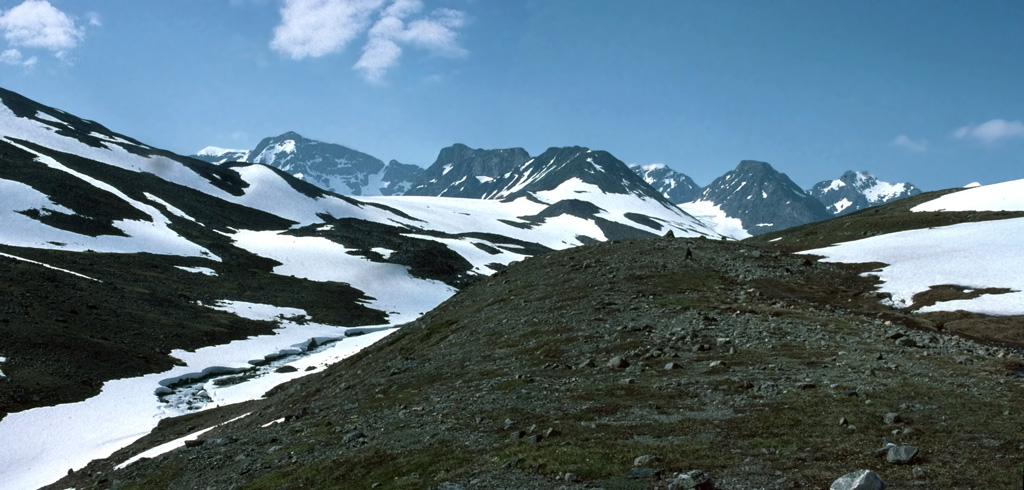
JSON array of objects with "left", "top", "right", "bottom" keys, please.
[
  {"left": 698, "top": 160, "right": 831, "bottom": 235},
  {"left": 405, "top": 144, "right": 676, "bottom": 208},
  {"left": 194, "top": 132, "right": 423, "bottom": 196},
  {"left": 631, "top": 163, "right": 701, "bottom": 203},
  {"left": 809, "top": 170, "right": 922, "bottom": 216},
  {"left": 404, "top": 143, "right": 531, "bottom": 198}
]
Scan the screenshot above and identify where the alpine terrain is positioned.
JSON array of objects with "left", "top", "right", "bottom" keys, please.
[
  {"left": 194, "top": 132, "right": 423, "bottom": 196},
  {"left": 1, "top": 86, "right": 1023, "bottom": 490},
  {"left": 808, "top": 170, "right": 922, "bottom": 216},
  {"left": 630, "top": 163, "right": 702, "bottom": 204}
]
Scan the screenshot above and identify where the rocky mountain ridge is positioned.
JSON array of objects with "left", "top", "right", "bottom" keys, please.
[{"left": 193, "top": 132, "right": 422, "bottom": 196}]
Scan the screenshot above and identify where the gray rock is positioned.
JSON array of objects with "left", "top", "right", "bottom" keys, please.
[
  {"left": 342, "top": 431, "right": 365, "bottom": 443},
  {"left": 633, "top": 454, "right": 658, "bottom": 467},
  {"left": 887, "top": 444, "right": 918, "bottom": 464},
  {"left": 830, "top": 469, "right": 884, "bottom": 490},
  {"left": 607, "top": 356, "right": 630, "bottom": 369},
  {"left": 669, "top": 469, "right": 716, "bottom": 490},
  {"left": 895, "top": 337, "right": 917, "bottom": 348},
  {"left": 626, "top": 467, "right": 662, "bottom": 479},
  {"left": 883, "top": 412, "right": 901, "bottom": 424},
  {"left": 665, "top": 361, "right": 682, "bottom": 370}
]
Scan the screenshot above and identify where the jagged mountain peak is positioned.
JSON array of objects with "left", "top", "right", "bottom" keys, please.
[
  {"left": 809, "top": 170, "right": 922, "bottom": 216},
  {"left": 193, "top": 132, "right": 422, "bottom": 196},
  {"left": 630, "top": 162, "right": 700, "bottom": 204},
  {"left": 694, "top": 159, "right": 830, "bottom": 235}
]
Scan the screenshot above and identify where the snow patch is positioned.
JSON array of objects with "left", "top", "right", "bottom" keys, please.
[
  {"left": 175, "top": 266, "right": 217, "bottom": 276},
  {"left": 911, "top": 178, "right": 1024, "bottom": 212},
  {"left": 0, "top": 252, "right": 102, "bottom": 282},
  {"left": 802, "top": 217, "right": 1024, "bottom": 315}
]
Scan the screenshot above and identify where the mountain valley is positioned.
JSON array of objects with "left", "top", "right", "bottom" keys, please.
[{"left": 1, "top": 86, "right": 1022, "bottom": 489}]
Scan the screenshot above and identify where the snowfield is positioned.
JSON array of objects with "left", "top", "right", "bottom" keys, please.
[
  {"left": 0, "top": 302, "right": 395, "bottom": 490},
  {"left": 804, "top": 180, "right": 1024, "bottom": 315}
]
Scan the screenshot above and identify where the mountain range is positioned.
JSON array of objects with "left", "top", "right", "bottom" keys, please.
[
  {"left": 3, "top": 86, "right": 1021, "bottom": 489},
  {"left": 195, "top": 136, "right": 921, "bottom": 236}
]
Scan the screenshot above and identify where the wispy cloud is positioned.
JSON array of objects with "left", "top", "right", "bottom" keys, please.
[
  {"left": 953, "top": 119, "right": 1024, "bottom": 144},
  {"left": 271, "top": 0, "right": 468, "bottom": 83},
  {"left": 270, "top": 0, "right": 385, "bottom": 59},
  {"left": 1, "top": 47, "right": 36, "bottom": 67},
  {"left": 0, "top": 0, "right": 86, "bottom": 62},
  {"left": 891, "top": 134, "right": 927, "bottom": 153}
]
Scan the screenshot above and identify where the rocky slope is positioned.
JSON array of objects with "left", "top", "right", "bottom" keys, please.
[{"left": 50, "top": 229, "right": 1024, "bottom": 489}]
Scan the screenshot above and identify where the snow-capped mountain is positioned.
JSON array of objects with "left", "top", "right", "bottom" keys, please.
[
  {"left": 0, "top": 86, "right": 721, "bottom": 489},
  {"left": 403, "top": 143, "right": 531, "bottom": 198},
  {"left": 408, "top": 144, "right": 676, "bottom": 204},
  {"left": 193, "top": 146, "right": 249, "bottom": 164},
  {"left": 692, "top": 160, "right": 831, "bottom": 236},
  {"left": 808, "top": 170, "right": 921, "bottom": 216},
  {"left": 630, "top": 163, "right": 701, "bottom": 203},
  {"left": 193, "top": 132, "right": 422, "bottom": 196}
]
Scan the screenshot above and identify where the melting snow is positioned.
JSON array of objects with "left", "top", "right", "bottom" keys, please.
[
  {"left": 0, "top": 301, "right": 395, "bottom": 490},
  {"left": 676, "top": 200, "right": 750, "bottom": 240},
  {"left": 833, "top": 198, "right": 853, "bottom": 214},
  {"left": 0, "top": 252, "right": 102, "bottom": 282},
  {"left": 803, "top": 218, "right": 1024, "bottom": 315},
  {"left": 175, "top": 266, "right": 217, "bottom": 276}
]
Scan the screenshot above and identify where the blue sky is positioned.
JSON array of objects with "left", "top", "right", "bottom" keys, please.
[{"left": 1, "top": 0, "right": 1022, "bottom": 190}]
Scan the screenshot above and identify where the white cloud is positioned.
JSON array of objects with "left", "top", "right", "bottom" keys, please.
[
  {"left": 0, "top": 47, "right": 37, "bottom": 67},
  {"left": 0, "top": 0, "right": 85, "bottom": 59},
  {"left": 271, "top": 0, "right": 468, "bottom": 82},
  {"left": 891, "top": 134, "right": 927, "bottom": 152},
  {"left": 86, "top": 11, "right": 101, "bottom": 27},
  {"left": 355, "top": 3, "right": 467, "bottom": 82},
  {"left": 953, "top": 119, "right": 1024, "bottom": 144},
  {"left": 270, "top": 0, "right": 386, "bottom": 59}
]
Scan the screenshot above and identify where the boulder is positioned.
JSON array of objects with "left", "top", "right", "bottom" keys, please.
[{"left": 830, "top": 469, "right": 885, "bottom": 490}]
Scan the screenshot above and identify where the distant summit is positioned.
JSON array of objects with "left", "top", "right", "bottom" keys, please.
[
  {"left": 630, "top": 163, "right": 701, "bottom": 203},
  {"left": 808, "top": 171, "right": 921, "bottom": 216},
  {"left": 193, "top": 132, "right": 422, "bottom": 196},
  {"left": 693, "top": 160, "right": 831, "bottom": 235},
  {"left": 407, "top": 144, "right": 677, "bottom": 206},
  {"left": 404, "top": 143, "right": 531, "bottom": 198}
]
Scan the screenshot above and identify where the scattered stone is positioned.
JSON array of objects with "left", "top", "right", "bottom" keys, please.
[
  {"left": 839, "top": 417, "right": 849, "bottom": 427},
  {"left": 503, "top": 418, "right": 516, "bottom": 430},
  {"left": 342, "top": 431, "right": 365, "bottom": 443},
  {"left": 912, "top": 466, "right": 928, "bottom": 479},
  {"left": 633, "top": 454, "right": 659, "bottom": 467},
  {"left": 886, "top": 444, "right": 918, "bottom": 464},
  {"left": 895, "top": 337, "right": 917, "bottom": 348},
  {"left": 665, "top": 361, "right": 682, "bottom": 370},
  {"left": 525, "top": 434, "right": 542, "bottom": 444},
  {"left": 501, "top": 457, "right": 523, "bottom": 469},
  {"left": 796, "top": 382, "right": 816, "bottom": 390},
  {"left": 183, "top": 438, "right": 203, "bottom": 448},
  {"left": 607, "top": 356, "right": 630, "bottom": 369},
  {"left": 626, "top": 467, "right": 662, "bottom": 479},
  {"left": 708, "top": 360, "right": 725, "bottom": 369},
  {"left": 578, "top": 359, "right": 596, "bottom": 369},
  {"left": 830, "top": 469, "right": 885, "bottom": 490},
  {"left": 543, "top": 427, "right": 560, "bottom": 438},
  {"left": 274, "top": 365, "right": 298, "bottom": 373},
  {"left": 883, "top": 412, "right": 901, "bottom": 425},
  {"left": 669, "top": 469, "right": 715, "bottom": 490},
  {"left": 564, "top": 472, "right": 578, "bottom": 482},
  {"left": 509, "top": 430, "right": 525, "bottom": 440}
]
